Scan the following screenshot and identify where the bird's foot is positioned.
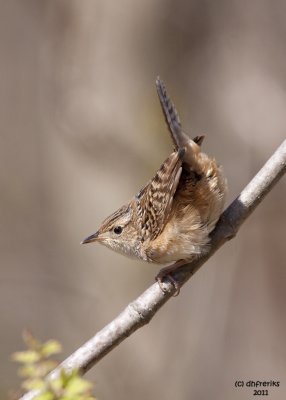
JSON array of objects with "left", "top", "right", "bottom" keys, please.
[{"left": 155, "top": 260, "right": 186, "bottom": 296}]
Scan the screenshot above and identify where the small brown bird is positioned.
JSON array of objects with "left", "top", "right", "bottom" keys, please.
[{"left": 82, "top": 78, "right": 226, "bottom": 293}]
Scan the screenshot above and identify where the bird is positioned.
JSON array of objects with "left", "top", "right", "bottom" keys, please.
[{"left": 82, "top": 77, "right": 226, "bottom": 294}]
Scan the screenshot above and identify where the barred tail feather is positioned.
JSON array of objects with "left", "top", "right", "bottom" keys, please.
[
  {"left": 156, "top": 77, "right": 203, "bottom": 172},
  {"left": 156, "top": 77, "right": 190, "bottom": 150}
]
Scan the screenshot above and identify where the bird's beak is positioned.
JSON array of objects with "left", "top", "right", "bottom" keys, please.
[{"left": 81, "top": 231, "right": 99, "bottom": 244}]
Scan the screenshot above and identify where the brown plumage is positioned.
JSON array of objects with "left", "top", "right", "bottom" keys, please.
[{"left": 82, "top": 77, "right": 226, "bottom": 293}]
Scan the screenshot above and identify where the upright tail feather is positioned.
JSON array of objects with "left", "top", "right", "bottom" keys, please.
[
  {"left": 156, "top": 77, "right": 185, "bottom": 149},
  {"left": 156, "top": 77, "right": 202, "bottom": 152},
  {"left": 156, "top": 77, "right": 205, "bottom": 173}
]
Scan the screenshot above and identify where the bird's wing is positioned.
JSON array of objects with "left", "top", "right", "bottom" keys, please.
[{"left": 135, "top": 149, "right": 184, "bottom": 241}]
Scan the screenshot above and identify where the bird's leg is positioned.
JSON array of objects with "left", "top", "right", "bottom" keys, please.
[{"left": 155, "top": 259, "right": 187, "bottom": 296}]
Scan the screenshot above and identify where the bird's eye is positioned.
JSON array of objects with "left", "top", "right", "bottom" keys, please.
[{"left": 113, "top": 226, "right": 123, "bottom": 235}]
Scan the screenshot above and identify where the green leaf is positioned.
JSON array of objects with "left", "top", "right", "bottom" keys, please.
[
  {"left": 22, "top": 378, "right": 46, "bottom": 391},
  {"left": 58, "top": 368, "right": 78, "bottom": 387},
  {"left": 12, "top": 333, "right": 96, "bottom": 400},
  {"left": 64, "top": 376, "right": 93, "bottom": 396},
  {"left": 34, "top": 391, "right": 55, "bottom": 400},
  {"left": 18, "top": 363, "right": 37, "bottom": 378},
  {"left": 49, "top": 376, "right": 63, "bottom": 393},
  {"left": 38, "top": 360, "right": 58, "bottom": 376},
  {"left": 41, "top": 340, "right": 62, "bottom": 357},
  {"left": 12, "top": 350, "right": 40, "bottom": 364}
]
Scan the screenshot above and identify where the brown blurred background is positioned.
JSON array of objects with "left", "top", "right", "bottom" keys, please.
[{"left": 1, "top": 1, "right": 285, "bottom": 399}]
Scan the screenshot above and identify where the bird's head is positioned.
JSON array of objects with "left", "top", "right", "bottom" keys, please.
[{"left": 82, "top": 203, "right": 143, "bottom": 260}]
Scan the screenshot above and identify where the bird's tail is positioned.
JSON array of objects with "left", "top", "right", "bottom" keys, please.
[{"left": 156, "top": 77, "right": 204, "bottom": 172}]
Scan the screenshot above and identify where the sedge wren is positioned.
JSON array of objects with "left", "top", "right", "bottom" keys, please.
[{"left": 82, "top": 78, "right": 226, "bottom": 293}]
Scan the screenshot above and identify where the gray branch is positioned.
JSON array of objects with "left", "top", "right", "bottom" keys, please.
[{"left": 20, "top": 139, "right": 286, "bottom": 400}]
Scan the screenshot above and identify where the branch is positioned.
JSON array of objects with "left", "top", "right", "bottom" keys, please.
[{"left": 20, "top": 140, "right": 286, "bottom": 400}]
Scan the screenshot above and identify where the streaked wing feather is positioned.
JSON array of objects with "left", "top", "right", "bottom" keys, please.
[{"left": 136, "top": 150, "right": 184, "bottom": 241}]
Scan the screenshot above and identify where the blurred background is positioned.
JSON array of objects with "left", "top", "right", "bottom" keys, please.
[{"left": 1, "top": 1, "right": 285, "bottom": 399}]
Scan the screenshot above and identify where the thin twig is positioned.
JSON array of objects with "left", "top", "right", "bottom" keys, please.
[{"left": 20, "top": 139, "right": 286, "bottom": 400}]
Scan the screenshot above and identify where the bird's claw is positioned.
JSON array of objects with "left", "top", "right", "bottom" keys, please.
[{"left": 156, "top": 272, "right": 181, "bottom": 296}]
